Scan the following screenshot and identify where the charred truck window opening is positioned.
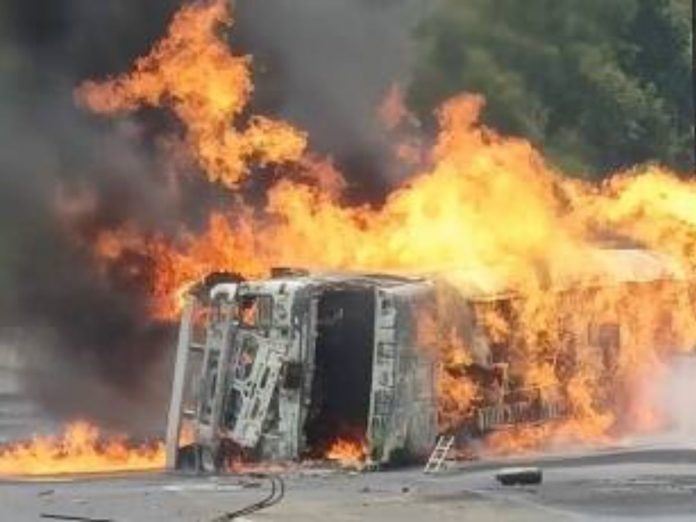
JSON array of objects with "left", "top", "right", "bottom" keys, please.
[
  {"left": 304, "top": 288, "right": 376, "bottom": 457},
  {"left": 239, "top": 295, "right": 273, "bottom": 329}
]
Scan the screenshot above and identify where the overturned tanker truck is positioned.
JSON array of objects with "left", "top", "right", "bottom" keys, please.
[
  {"left": 164, "top": 248, "right": 689, "bottom": 471},
  {"left": 165, "top": 269, "right": 438, "bottom": 471}
]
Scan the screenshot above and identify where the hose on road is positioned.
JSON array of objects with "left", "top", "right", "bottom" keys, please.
[{"left": 211, "top": 473, "right": 285, "bottom": 521}]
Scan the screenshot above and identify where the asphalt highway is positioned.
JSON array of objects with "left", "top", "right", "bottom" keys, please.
[{"left": 1, "top": 446, "right": 695, "bottom": 521}]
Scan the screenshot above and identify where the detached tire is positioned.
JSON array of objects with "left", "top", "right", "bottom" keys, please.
[{"left": 496, "top": 467, "right": 543, "bottom": 486}]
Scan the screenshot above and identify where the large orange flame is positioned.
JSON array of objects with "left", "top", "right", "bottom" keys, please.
[
  {"left": 0, "top": 422, "right": 164, "bottom": 476},
  {"left": 67, "top": 0, "right": 696, "bottom": 457},
  {"left": 76, "top": 0, "right": 306, "bottom": 188}
]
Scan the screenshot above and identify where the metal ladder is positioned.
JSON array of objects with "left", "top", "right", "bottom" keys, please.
[{"left": 423, "top": 435, "right": 455, "bottom": 474}]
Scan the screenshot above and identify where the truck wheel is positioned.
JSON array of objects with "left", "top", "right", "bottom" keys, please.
[
  {"left": 175, "top": 444, "right": 200, "bottom": 473},
  {"left": 176, "top": 444, "right": 217, "bottom": 474}
]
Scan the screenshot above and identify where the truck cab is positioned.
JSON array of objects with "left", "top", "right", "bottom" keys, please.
[{"left": 165, "top": 271, "right": 438, "bottom": 470}]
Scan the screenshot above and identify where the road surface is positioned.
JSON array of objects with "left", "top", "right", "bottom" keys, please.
[{"left": 1, "top": 446, "right": 696, "bottom": 521}]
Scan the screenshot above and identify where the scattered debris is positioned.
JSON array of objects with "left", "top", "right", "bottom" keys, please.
[{"left": 496, "top": 467, "right": 543, "bottom": 486}]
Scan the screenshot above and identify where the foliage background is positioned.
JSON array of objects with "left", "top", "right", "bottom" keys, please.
[{"left": 409, "top": 0, "right": 693, "bottom": 177}]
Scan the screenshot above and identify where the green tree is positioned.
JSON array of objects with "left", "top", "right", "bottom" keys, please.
[{"left": 409, "top": 0, "right": 693, "bottom": 177}]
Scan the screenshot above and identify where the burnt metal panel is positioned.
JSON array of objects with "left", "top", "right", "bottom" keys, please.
[{"left": 368, "top": 283, "right": 437, "bottom": 464}]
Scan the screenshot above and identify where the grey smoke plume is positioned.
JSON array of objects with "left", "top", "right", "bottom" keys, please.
[{"left": 649, "top": 355, "right": 696, "bottom": 445}]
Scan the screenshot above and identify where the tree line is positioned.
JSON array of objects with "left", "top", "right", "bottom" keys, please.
[{"left": 409, "top": 0, "right": 693, "bottom": 178}]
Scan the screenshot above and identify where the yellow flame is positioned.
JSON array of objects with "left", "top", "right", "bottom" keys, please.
[{"left": 0, "top": 422, "right": 164, "bottom": 476}]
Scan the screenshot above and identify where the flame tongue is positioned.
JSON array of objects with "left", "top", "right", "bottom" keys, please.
[
  {"left": 75, "top": 0, "right": 306, "bottom": 188},
  {"left": 325, "top": 438, "right": 367, "bottom": 469},
  {"left": 0, "top": 422, "right": 164, "bottom": 476}
]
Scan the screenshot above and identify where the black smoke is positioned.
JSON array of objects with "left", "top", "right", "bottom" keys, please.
[
  {"left": 234, "top": 0, "right": 430, "bottom": 203},
  {"left": 0, "top": 0, "right": 184, "bottom": 433}
]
